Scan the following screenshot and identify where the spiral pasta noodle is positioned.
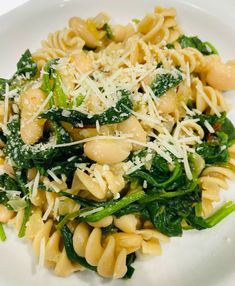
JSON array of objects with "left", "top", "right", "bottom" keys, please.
[
  {"left": 24, "top": 209, "right": 83, "bottom": 276},
  {"left": 199, "top": 166, "right": 235, "bottom": 216},
  {"left": 191, "top": 78, "right": 228, "bottom": 115},
  {"left": 73, "top": 222, "right": 131, "bottom": 278},
  {"left": 42, "top": 28, "right": 85, "bottom": 53},
  {"left": 138, "top": 6, "right": 181, "bottom": 45}
]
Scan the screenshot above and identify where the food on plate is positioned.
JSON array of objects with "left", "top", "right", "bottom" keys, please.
[{"left": 1, "top": 5, "right": 235, "bottom": 280}]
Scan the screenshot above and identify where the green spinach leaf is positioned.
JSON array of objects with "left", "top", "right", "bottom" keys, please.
[
  {"left": 151, "top": 70, "right": 183, "bottom": 98},
  {"left": 178, "top": 35, "right": 218, "bottom": 55},
  {"left": 41, "top": 89, "right": 133, "bottom": 127}
]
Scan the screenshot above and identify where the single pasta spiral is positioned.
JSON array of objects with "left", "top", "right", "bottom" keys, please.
[
  {"left": 199, "top": 166, "right": 235, "bottom": 216},
  {"left": 25, "top": 209, "right": 83, "bottom": 276},
  {"left": 33, "top": 29, "right": 85, "bottom": 69},
  {"left": 73, "top": 222, "right": 140, "bottom": 278},
  {"left": 41, "top": 28, "right": 85, "bottom": 53},
  {"left": 138, "top": 6, "right": 181, "bottom": 45},
  {"left": 191, "top": 78, "right": 228, "bottom": 115},
  {"left": 173, "top": 119, "right": 205, "bottom": 145}
]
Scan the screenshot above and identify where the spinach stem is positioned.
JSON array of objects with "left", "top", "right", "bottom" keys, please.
[
  {"left": 18, "top": 201, "right": 32, "bottom": 238},
  {"left": 0, "top": 222, "right": 6, "bottom": 241}
]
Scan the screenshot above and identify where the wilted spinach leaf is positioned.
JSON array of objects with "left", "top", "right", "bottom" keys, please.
[
  {"left": 151, "top": 70, "right": 183, "bottom": 97},
  {"left": 178, "top": 35, "right": 218, "bottom": 55},
  {"left": 41, "top": 89, "right": 133, "bottom": 127}
]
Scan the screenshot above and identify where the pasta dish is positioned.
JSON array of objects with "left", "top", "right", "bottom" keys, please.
[{"left": 0, "top": 5, "right": 235, "bottom": 279}]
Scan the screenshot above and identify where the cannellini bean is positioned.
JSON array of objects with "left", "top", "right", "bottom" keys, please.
[
  {"left": 117, "top": 116, "right": 147, "bottom": 150},
  {"left": 206, "top": 61, "right": 235, "bottom": 91},
  {"left": 157, "top": 89, "right": 177, "bottom": 114},
  {"left": 19, "top": 88, "right": 47, "bottom": 145},
  {"left": 0, "top": 204, "right": 15, "bottom": 223},
  {"left": 84, "top": 139, "right": 132, "bottom": 164}
]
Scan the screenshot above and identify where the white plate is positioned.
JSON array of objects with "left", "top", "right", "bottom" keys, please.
[{"left": 1, "top": 0, "right": 235, "bottom": 285}]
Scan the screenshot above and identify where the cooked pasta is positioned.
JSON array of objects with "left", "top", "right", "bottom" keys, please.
[{"left": 1, "top": 4, "right": 235, "bottom": 282}]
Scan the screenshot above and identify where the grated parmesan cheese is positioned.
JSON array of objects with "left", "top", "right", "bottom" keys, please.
[
  {"left": 47, "top": 170, "right": 63, "bottom": 184},
  {"left": 31, "top": 171, "right": 40, "bottom": 199},
  {"left": 204, "top": 120, "right": 215, "bottom": 133},
  {"left": 38, "top": 237, "right": 45, "bottom": 268}
]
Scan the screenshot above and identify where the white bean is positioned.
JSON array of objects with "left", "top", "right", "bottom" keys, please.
[
  {"left": 19, "top": 88, "right": 47, "bottom": 145},
  {"left": 117, "top": 116, "right": 147, "bottom": 150},
  {"left": 206, "top": 61, "right": 235, "bottom": 91},
  {"left": 84, "top": 139, "right": 132, "bottom": 164}
]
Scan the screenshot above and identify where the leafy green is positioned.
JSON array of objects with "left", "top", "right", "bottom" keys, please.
[
  {"left": 205, "top": 201, "right": 235, "bottom": 227},
  {"left": 41, "top": 89, "right": 133, "bottom": 127},
  {"left": 115, "top": 203, "right": 146, "bottom": 218},
  {"left": 14, "top": 169, "right": 29, "bottom": 195},
  {"left": 146, "top": 185, "right": 202, "bottom": 236},
  {"left": 18, "top": 201, "right": 32, "bottom": 238},
  {"left": 0, "top": 50, "right": 37, "bottom": 100},
  {"left": 123, "top": 253, "right": 136, "bottom": 279},
  {"left": 41, "top": 59, "right": 64, "bottom": 107},
  {"left": 0, "top": 173, "right": 19, "bottom": 192},
  {"left": 61, "top": 224, "right": 97, "bottom": 271},
  {"left": 80, "top": 190, "right": 145, "bottom": 222},
  {"left": 129, "top": 163, "right": 182, "bottom": 189},
  {"left": 59, "top": 192, "right": 104, "bottom": 208},
  {"left": 4, "top": 117, "right": 71, "bottom": 170},
  {"left": 57, "top": 190, "right": 145, "bottom": 229},
  {"left": 177, "top": 35, "right": 218, "bottom": 55},
  {"left": 195, "top": 113, "right": 235, "bottom": 164},
  {"left": 15, "top": 49, "right": 37, "bottom": 78},
  {"left": 151, "top": 70, "right": 183, "bottom": 97},
  {"left": 0, "top": 173, "right": 23, "bottom": 207},
  {"left": 103, "top": 23, "right": 114, "bottom": 39},
  {"left": 41, "top": 59, "right": 133, "bottom": 126},
  {"left": 0, "top": 223, "right": 6, "bottom": 241},
  {"left": 0, "top": 78, "right": 10, "bottom": 98},
  {"left": 132, "top": 18, "right": 140, "bottom": 24},
  {"left": 48, "top": 154, "right": 90, "bottom": 178},
  {"left": 69, "top": 94, "right": 85, "bottom": 108},
  {"left": 196, "top": 141, "right": 229, "bottom": 164},
  {"left": 128, "top": 153, "right": 186, "bottom": 190},
  {"left": 166, "top": 43, "right": 174, "bottom": 49},
  {"left": 101, "top": 223, "right": 118, "bottom": 234}
]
